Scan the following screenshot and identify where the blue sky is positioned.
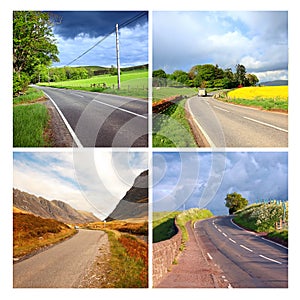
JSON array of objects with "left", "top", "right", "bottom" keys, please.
[
  {"left": 13, "top": 151, "right": 148, "bottom": 220},
  {"left": 153, "top": 152, "right": 288, "bottom": 215},
  {"left": 153, "top": 11, "right": 288, "bottom": 82},
  {"left": 50, "top": 11, "right": 148, "bottom": 67}
]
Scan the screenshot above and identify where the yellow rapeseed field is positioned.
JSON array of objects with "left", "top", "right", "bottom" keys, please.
[{"left": 228, "top": 86, "right": 288, "bottom": 100}]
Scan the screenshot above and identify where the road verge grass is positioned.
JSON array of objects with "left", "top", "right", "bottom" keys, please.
[
  {"left": 104, "top": 230, "right": 148, "bottom": 288},
  {"left": 153, "top": 98, "right": 198, "bottom": 147},
  {"left": 13, "top": 87, "right": 52, "bottom": 147}
]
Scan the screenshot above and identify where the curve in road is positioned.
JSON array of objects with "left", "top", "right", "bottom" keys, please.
[
  {"left": 13, "top": 229, "right": 108, "bottom": 288},
  {"left": 37, "top": 86, "right": 148, "bottom": 147},
  {"left": 195, "top": 216, "right": 288, "bottom": 288}
]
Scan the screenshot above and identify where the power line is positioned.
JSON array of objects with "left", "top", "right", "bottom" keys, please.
[{"left": 65, "top": 12, "right": 147, "bottom": 66}]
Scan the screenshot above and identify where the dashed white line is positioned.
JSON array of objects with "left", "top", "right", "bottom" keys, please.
[
  {"left": 240, "top": 244, "right": 253, "bottom": 252},
  {"left": 214, "top": 106, "right": 230, "bottom": 113},
  {"left": 222, "top": 232, "right": 228, "bottom": 237},
  {"left": 229, "top": 238, "right": 236, "bottom": 244},
  {"left": 259, "top": 255, "right": 282, "bottom": 265},
  {"left": 243, "top": 116, "right": 288, "bottom": 133},
  {"left": 218, "top": 228, "right": 222, "bottom": 233}
]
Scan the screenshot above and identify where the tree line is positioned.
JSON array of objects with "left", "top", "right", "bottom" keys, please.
[{"left": 153, "top": 64, "right": 259, "bottom": 89}]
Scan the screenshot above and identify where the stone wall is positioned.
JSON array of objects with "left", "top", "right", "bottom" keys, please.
[
  {"left": 152, "top": 95, "right": 183, "bottom": 114},
  {"left": 152, "top": 220, "right": 182, "bottom": 287}
]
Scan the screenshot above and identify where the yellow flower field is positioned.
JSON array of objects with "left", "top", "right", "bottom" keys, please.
[{"left": 228, "top": 86, "right": 288, "bottom": 100}]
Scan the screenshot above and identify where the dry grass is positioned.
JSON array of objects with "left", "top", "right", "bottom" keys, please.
[{"left": 13, "top": 212, "right": 76, "bottom": 258}]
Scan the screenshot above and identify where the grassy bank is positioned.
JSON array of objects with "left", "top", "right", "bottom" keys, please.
[
  {"left": 13, "top": 103, "right": 51, "bottom": 147},
  {"left": 13, "top": 87, "right": 51, "bottom": 147},
  {"left": 153, "top": 208, "right": 213, "bottom": 246},
  {"left": 13, "top": 212, "right": 76, "bottom": 258},
  {"left": 233, "top": 201, "right": 288, "bottom": 246},
  {"left": 104, "top": 231, "right": 148, "bottom": 288},
  {"left": 153, "top": 98, "right": 197, "bottom": 147}
]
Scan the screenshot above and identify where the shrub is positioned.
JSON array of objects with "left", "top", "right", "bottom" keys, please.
[{"left": 13, "top": 72, "right": 30, "bottom": 96}]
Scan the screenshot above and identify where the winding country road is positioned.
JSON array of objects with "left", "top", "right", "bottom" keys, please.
[
  {"left": 36, "top": 86, "right": 148, "bottom": 147},
  {"left": 14, "top": 229, "right": 108, "bottom": 288},
  {"left": 195, "top": 216, "right": 288, "bottom": 288},
  {"left": 187, "top": 95, "right": 288, "bottom": 147}
]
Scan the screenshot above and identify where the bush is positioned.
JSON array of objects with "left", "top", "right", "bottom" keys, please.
[{"left": 13, "top": 72, "right": 30, "bottom": 96}]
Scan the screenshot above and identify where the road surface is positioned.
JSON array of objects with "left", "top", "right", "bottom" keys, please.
[
  {"left": 195, "top": 216, "right": 288, "bottom": 288},
  {"left": 37, "top": 86, "right": 148, "bottom": 147},
  {"left": 187, "top": 95, "right": 288, "bottom": 147},
  {"left": 14, "top": 229, "right": 108, "bottom": 288}
]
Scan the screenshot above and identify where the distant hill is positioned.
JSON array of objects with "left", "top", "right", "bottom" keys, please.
[
  {"left": 13, "top": 189, "right": 100, "bottom": 224},
  {"left": 105, "top": 170, "right": 148, "bottom": 221},
  {"left": 259, "top": 80, "right": 288, "bottom": 86}
]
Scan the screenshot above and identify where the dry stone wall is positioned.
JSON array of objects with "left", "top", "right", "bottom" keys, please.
[{"left": 152, "top": 220, "right": 182, "bottom": 287}]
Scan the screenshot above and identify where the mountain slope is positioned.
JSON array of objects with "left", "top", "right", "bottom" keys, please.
[
  {"left": 105, "top": 170, "right": 148, "bottom": 221},
  {"left": 13, "top": 188, "right": 99, "bottom": 224}
]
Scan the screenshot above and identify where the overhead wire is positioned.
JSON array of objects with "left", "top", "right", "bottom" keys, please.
[{"left": 65, "top": 11, "right": 147, "bottom": 66}]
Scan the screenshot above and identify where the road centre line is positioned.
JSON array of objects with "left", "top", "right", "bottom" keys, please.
[
  {"left": 243, "top": 116, "right": 288, "bottom": 133},
  {"left": 92, "top": 99, "right": 147, "bottom": 119},
  {"left": 70, "top": 92, "right": 84, "bottom": 98},
  {"left": 240, "top": 244, "right": 253, "bottom": 252},
  {"left": 259, "top": 254, "right": 282, "bottom": 265},
  {"left": 229, "top": 238, "right": 236, "bottom": 244},
  {"left": 222, "top": 232, "right": 228, "bottom": 237},
  {"left": 214, "top": 106, "right": 230, "bottom": 113}
]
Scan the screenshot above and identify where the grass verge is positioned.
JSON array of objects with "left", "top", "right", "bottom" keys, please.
[
  {"left": 13, "top": 103, "right": 51, "bottom": 147},
  {"left": 13, "top": 87, "right": 45, "bottom": 105},
  {"left": 105, "top": 231, "right": 148, "bottom": 288},
  {"left": 153, "top": 99, "right": 198, "bottom": 147},
  {"left": 153, "top": 208, "right": 213, "bottom": 247}
]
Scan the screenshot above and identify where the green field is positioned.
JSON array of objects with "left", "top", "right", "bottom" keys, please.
[
  {"left": 152, "top": 87, "right": 197, "bottom": 103},
  {"left": 39, "top": 70, "right": 148, "bottom": 99}
]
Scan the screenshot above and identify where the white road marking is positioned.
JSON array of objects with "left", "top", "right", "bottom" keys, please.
[
  {"left": 93, "top": 99, "right": 147, "bottom": 119},
  {"left": 214, "top": 106, "right": 230, "bottom": 113},
  {"left": 42, "top": 91, "right": 83, "bottom": 148},
  {"left": 70, "top": 92, "right": 84, "bottom": 98},
  {"left": 259, "top": 255, "right": 282, "bottom": 265},
  {"left": 240, "top": 244, "right": 253, "bottom": 252},
  {"left": 218, "top": 228, "right": 222, "bottom": 233},
  {"left": 229, "top": 238, "right": 236, "bottom": 244},
  {"left": 243, "top": 116, "right": 288, "bottom": 133},
  {"left": 222, "top": 232, "right": 228, "bottom": 237},
  {"left": 207, "top": 253, "right": 213, "bottom": 260}
]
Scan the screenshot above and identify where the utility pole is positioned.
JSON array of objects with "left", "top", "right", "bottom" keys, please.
[{"left": 115, "top": 23, "right": 121, "bottom": 90}]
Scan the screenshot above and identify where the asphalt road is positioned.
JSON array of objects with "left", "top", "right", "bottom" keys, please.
[
  {"left": 13, "top": 229, "right": 107, "bottom": 288},
  {"left": 195, "top": 216, "right": 288, "bottom": 288},
  {"left": 37, "top": 86, "right": 148, "bottom": 147},
  {"left": 187, "top": 95, "right": 288, "bottom": 147}
]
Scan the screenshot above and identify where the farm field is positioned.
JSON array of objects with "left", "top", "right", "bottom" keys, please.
[
  {"left": 39, "top": 70, "right": 148, "bottom": 99},
  {"left": 152, "top": 87, "right": 197, "bottom": 103},
  {"left": 225, "top": 86, "right": 288, "bottom": 111}
]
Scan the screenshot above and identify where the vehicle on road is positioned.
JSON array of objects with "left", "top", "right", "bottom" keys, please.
[{"left": 198, "top": 88, "right": 207, "bottom": 97}]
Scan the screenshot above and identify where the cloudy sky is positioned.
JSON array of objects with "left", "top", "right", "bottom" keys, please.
[
  {"left": 153, "top": 152, "right": 288, "bottom": 216},
  {"left": 153, "top": 11, "right": 288, "bottom": 82},
  {"left": 50, "top": 11, "right": 148, "bottom": 67},
  {"left": 13, "top": 151, "right": 148, "bottom": 220}
]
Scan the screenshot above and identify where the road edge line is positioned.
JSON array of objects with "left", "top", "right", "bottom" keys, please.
[
  {"left": 186, "top": 97, "right": 216, "bottom": 147},
  {"left": 43, "top": 91, "right": 83, "bottom": 148}
]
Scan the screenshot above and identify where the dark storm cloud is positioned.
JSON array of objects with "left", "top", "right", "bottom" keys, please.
[{"left": 51, "top": 11, "right": 148, "bottom": 39}]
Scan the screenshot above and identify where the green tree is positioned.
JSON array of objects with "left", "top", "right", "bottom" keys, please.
[
  {"left": 225, "top": 192, "right": 248, "bottom": 214},
  {"left": 245, "top": 73, "right": 259, "bottom": 86},
  {"left": 235, "top": 64, "right": 247, "bottom": 86},
  {"left": 153, "top": 69, "right": 167, "bottom": 87},
  {"left": 13, "top": 11, "right": 59, "bottom": 94}
]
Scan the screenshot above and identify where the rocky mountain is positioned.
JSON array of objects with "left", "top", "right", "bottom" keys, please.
[
  {"left": 105, "top": 170, "right": 148, "bottom": 221},
  {"left": 13, "top": 188, "right": 100, "bottom": 224}
]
